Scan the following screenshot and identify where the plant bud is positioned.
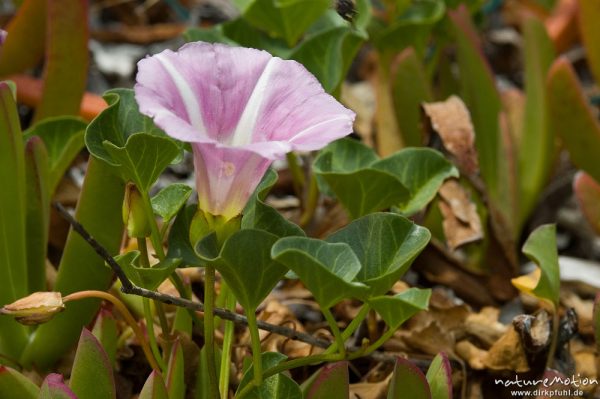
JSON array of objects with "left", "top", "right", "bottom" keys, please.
[
  {"left": 0, "top": 292, "right": 65, "bottom": 325},
  {"left": 123, "top": 182, "right": 151, "bottom": 238}
]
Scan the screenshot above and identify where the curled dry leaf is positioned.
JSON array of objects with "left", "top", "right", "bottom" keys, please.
[
  {"left": 0, "top": 291, "right": 65, "bottom": 325},
  {"left": 561, "top": 291, "right": 593, "bottom": 336},
  {"left": 422, "top": 95, "right": 479, "bottom": 175},
  {"left": 464, "top": 307, "right": 507, "bottom": 347},
  {"left": 258, "top": 300, "right": 314, "bottom": 359},
  {"left": 455, "top": 340, "right": 487, "bottom": 370},
  {"left": 483, "top": 325, "right": 530, "bottom": 372},
  {"left": 438, "top": 179, "right": 483, "bottom": 250}
]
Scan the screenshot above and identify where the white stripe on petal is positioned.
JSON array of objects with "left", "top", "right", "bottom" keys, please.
[
  {"left": 155, "top": 53, "right": 206, "bottom": 133},
  {"left": 289, "top": 115, "right": 351, "bottom": 142},
  {"left": 229, "top": 57, "right": 279, "bottom": 146}
]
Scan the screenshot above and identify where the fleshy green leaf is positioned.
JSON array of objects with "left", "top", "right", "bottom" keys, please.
[
  {"left": 24, "top": 137, "right": 49, "bottom": 293},
  {"left": 574, "top": 172, "right": 600, "bottom": 235},
  {"left": 103, "top": 133, "right": 180, "bottom": 192},
  {"left": 272, "top": 237, "right": 370, "bottom": 308},
  {"left": 0, "top": 366, "right": 39, "bottom": 399},
  {"left": 369, "top": 288, "right": 431, "bottom": 328},
  {"left": 391, "top": 47, "right": 432, "bottom": 147},
  {"left": 92, "top": 310, "right": 119, "bottom": 367},
  {"left": 520, "top": 224, "right": 560, "bottom": 307},
  {"left": 374, "top": 148, "right": 459, "bottom": 215},
  {"left": 197, "top": 230, "right": 287, "bottom": 310},
  {"left": 168, "top": 204, "right": 204, "bottom": 267},
  {"left": 314, "top": 139, "right": 410, "bottom": 219},
  {"left": 425, "top": 353, "right": 452, "bottom": 399},
  {"left": 69, "top": 329, "right": 116, "bottom": 399},
  {"left": 327, "top": 213, "right": 430, "bottom": 296},
  {"left": 241, "top": 0, "right": 331, "bottom": 47},
  {"left": 151, "top": 183, "right": 193, "bottom": 222},
  {"left": 547, "top": 58, "right": 600, "bottom": 183},
  {"left": 139, "top": 371, "right": 169, "bottom": 399},
  {"left": 242, "top": 169, "right": 305, "bottom": 238},
  {"left": 113, "top": 251, "right": 181, "bottom": 291},
  {"left": 34, "top": 0, "right": 88, "bottom": 121},
  {"left": 237, "top": 352, "right": 302, "bottom": 399},
  {"left": 166, "top": 340, "right": 185, "bottom": 399},
  {"left": 302, "top": 361, "right": 349, "bottom": 399},
  {"left": 0, "top": 82, "right": 29, "bottom": 359},
  {"left": 23, "top": 116, "right": 86, "bottom": 194},
  {"left": 518, "top": 15, "right": 555, "bottom": 225},
  {"left": 39, "top": 374, "right": 78, "bottom": 399},
  {"left": 387, "top": 357, "right": 431, "bottom": 399}
]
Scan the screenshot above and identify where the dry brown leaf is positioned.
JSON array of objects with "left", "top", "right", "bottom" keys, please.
[
  {"left": 438, "top": 179, "right": 483, "bottom": 250},
  {"left": 341, "top": 82, "right": 376, "bottom": 147},
  {"left": 350, "top": 373, "right": 393, "bottom": 399},
  {"left": 464, "top": 307, "right": 507, "bottom": 347},
  {"left": 401, "top": 320, "right": 456, "bottom": 356},
  {"left": 422, "top": 95, "right": 479, "bottom": 175},
  {"left": 455, "top": 340, "right": 487, "bottom": 370},
  {"left": 483, "top": 325, "right": 530, "bottom": 372},
  {"left": 561, "top": 291, "right": 594, "bottom": 336}
]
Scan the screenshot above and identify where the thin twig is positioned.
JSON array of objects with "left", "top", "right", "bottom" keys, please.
[{"left": 53, "top": 201, "right": 331, "bottom": 349}]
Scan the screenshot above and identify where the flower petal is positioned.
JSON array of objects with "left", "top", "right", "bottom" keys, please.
[{"left": 192, "top": 143, "right": 272, "bottom": 220}]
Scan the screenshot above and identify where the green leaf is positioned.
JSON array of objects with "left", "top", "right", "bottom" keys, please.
[
  {"left": 518, "top": 15, "right": 555, "bottom": 225},
  {"left": 24, "top": 137, "right": 50, "bottom": 293},
  {"left": 166, "top": 340, "right": 185, "bottom": 399},
  {"left": 151, "top": 183, "right": 193, "bottom": 222},
  {"left": 425, "top": 353, "right": 452, "bottom": 399},
  {"left": 387, "top": 357, "right": 431, "bottom": 399},
  {"left": 21, "top": 158, "right": 125, "bottom": 369},
  {"left": 369, "top": 288, "right": 431, "bottom": 328},
  {"left": 302, "top": 362, "right": 349, "bottom": 399},
  {"left": 85, "top": 88, "right": 169, "bottom": 165},
  {"left": 242, "top": 0, "right": 331, "bottom": 46},
  {"left": 139, "top": 371, "right": 169, "bottom": 399},
  {"left": 92, "top": 310, "right": 118, "bottom": 368},
  {"left": 313, "top": 139, "right": 410, "bottom": 219},
  {"left": 373, "top": 148, "right": 459, "bottom": 215},
  {"left": 391, "top": 47, "right": 433, "bottom": 147},
  {"left": 574, "top": 172, "right": 600, "bottom": 235},
  {"left": 327, "top": 213, "right": 430, "bottom": 296},
  {"left": 34, "top": 0, "right": 88, "bottom": 122},
  {"left": 69, "top": 329, "right": 116, "bottom": 399},
  {"left": 23, "top": 116, "right": 86, "bottom": 194},
  {"left": 0, "top": 366, "right": 39, "bottom": 399},
  {"left": 168, "top": 204, "right": 204, "bottom": 267},
  {"left": 547, "top": 58, "right": 600, "bottom": 183},
  {"left": 0, "top": 82, "right": 29, "bottom": 359},
  {"left": 242, "top": 169, "right": 305, "bottom": 238},
  {"left": 197, "top": 230, "right": 287, "bottom": 310},
  {"left": 237, "top": 352, "right": 302, "bottom": 399},
  {"left": 183, "top": 24, "right": 239, "bottom": 46},
  {"left": 521, "top": 224, "right": 560, "bottom": 307},
  {"left": 579, "top": 0, "right": 600, "bottom": 84},
  {"left": 113, "top": 251, "right": 182, "bottom": 291},
  {"left": 272, "top": 238, "right": 370, "bottom": 308},
  {"left": 103, "top": 133, "right": 180, "bottom": 192},
  {"left": 195, "top": 345, "right": 222, "bottom": 399},
  {"left": 39, "top": 374, "right": 78, "bottom": 399}
]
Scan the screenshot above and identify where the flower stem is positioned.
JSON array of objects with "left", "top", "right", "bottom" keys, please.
[
  {"left": 245, "top": 309, "right": 263, "bottom": 387},
  {"left": 143, "top": 298, "right": 165, "bottom": 370},
  {"left": 219, "top": 284, "right": 235, "bottom": 399},
  {"left": 204, "top": 266, "right": 218, "bottom": 399},
  {"left": 63, "top": 290, "right": 161, "bottom": 371},
  {"left": 322, "top": 307, "right": 346, "bottom": 357},
  {"left": 299, "top": 174, "right": 319, "bottom": 227},
  {"left": 286, "top": 152, "right": 305, "bottom": 198}
]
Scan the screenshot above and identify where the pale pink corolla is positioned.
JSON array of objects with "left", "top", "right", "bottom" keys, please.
[{"left": 135, "top": 42, "right": 355, "bottom": 219}]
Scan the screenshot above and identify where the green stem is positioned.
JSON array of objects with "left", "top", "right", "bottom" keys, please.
[
  {"left": 140, "top": 191, "right": 165, "bottom": 260},
  {"left": 546, "top": 308, "right": 560, "bottom": 369},
  {"left": 286, "top": 152, "right": 305, "bottom": 198},
  {"left": 204, "top": 267, "right": 218, "bottom": 399},
  {"left": 322, "top": 308, "right": 346, "bottom": 357},
  {"left": 219, "top": 284, "right": 235, "bottom": 399},
  {"left": 324, "top": 304, "right": 370, "bottom": 355},
  {"left": 348, "top": 325, "right": 398, "bottom": 360},
  {"left": 299, "top": 174, "right": 319, "bottom": 227},
  {"left": 142, "top": 298, "right": 167, "bottom": 371},
  {"left": 245, "top": 309, "right": 263, "bottom": 387}
]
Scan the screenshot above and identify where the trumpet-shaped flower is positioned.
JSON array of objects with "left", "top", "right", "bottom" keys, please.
[{"left": 135, "top": 42, "right": 355, "bottom": 220}]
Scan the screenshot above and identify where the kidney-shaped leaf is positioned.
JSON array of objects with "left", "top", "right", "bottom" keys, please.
[
  {"left": 327, "top": 213, "right": 430, "bottom": 296},
  {"left": 151, "top": 183, "right": 192, "bottom": 222},
  {"left": 387, "top": 357, "right": 431, "bottom": 399},
  {"left": 167, "top": 204, "right": 204, "bottom": 267},
  {"left": 40, "top": 374, "right": 78, "bottom": 399},
  {"left": 69, "top": 328, "right": 116, "bottom": 399},
  {"left": 302, "top": 361, "right": 349, "bottom": 399},
  {"left": 272, "top": 237, "right": 370, "bottom": 308},
  {"left": 197, "top": 229, "right": 287, "bottom": 311},
  {"left": 369, "top": 288, "right": 431, "bottom": 329},
  {"left": 139, "top": 371, "right": 169, "bottom": 399},
  {"left": 113, "top": 251, "right": 182, "bottom": 291}
]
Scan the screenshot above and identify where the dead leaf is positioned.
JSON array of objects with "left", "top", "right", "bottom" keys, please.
[
  {"left": 350, "top": 372, "right": 393, "bottom": 399},
  {"left": 455, "top": 340, "right": 487, "bottom": 370},
  {"left": 483, "top": 325, "right": 530, "bottom": 372},
  {"left": 422, "top": 95, "right": 479, "bottom": 175},
  {"left": 438, "top": 179, "right": 484, "bottom": 250},
  {"left": 464, "top": 307, "right": 507, "bottom": 347},
  {"left": 341, "top": 82, "right": 376, "bottom": 147}
]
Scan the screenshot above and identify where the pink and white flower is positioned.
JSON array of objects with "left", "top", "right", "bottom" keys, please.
[{"left": 135, "top": 42, "right": 355, "bottom": 219}]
